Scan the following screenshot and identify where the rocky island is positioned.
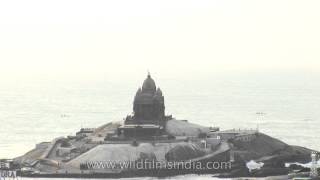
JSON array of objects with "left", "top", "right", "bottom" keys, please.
[{"left": 9, "top": 74, "right": 319, "bottom": 178}]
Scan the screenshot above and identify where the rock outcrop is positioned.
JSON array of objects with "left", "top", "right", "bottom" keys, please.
[{"left": 165, "top": 119, "right": 210, "bottom": 137}]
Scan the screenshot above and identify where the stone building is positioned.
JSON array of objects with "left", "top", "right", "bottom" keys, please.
[{"left": 118, "top": 73, "right": 171, "bottom": 138}]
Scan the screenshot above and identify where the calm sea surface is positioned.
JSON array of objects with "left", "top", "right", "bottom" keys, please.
[{"left": 0, "top": 72, "right": 319, "bottom": 179}]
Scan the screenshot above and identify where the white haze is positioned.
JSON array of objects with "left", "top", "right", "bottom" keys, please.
[{"left": 0, "top": 0, "right": 320, "bottom": 80}]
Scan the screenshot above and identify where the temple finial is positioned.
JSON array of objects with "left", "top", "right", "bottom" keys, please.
[{"left": 147, "top": 70, "right": 151, "bottom": 78}]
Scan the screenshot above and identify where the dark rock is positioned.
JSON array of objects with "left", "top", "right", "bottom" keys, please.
[
  {"left": 165, "top": 144, "right": 205, "bottom": 161},
  {"left": 252, "top": 167, "right": 289, "bottom": 177}
]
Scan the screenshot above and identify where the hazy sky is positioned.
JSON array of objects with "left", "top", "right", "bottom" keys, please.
[{"left": 0, "top": 0, "right": 320, "bottom": 79}]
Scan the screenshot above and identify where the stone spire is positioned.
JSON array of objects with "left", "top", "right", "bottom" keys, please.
[
  {"left": 131, "top": 73, "right": 165, "bottom": 123},
  {"left": 141, "top": 72, "right": 156, "bottom": 93}
]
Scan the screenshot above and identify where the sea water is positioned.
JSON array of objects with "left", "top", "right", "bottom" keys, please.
[{"left": 0, "top": 72, "right": 319, "bottom": 179}]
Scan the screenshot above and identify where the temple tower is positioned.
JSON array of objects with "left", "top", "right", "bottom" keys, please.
[
  {"left": 118, "top": 73, "right": 169, "bottom": 138},
  {"left": 132, "top": 73, "right": 165, "bottom": 124}
]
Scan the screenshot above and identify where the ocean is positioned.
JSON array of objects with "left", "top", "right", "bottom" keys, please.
[{"left": 0, "top": 71, "right": 319, "bottom": 179}]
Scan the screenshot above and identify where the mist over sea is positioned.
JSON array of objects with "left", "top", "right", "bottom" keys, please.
[{"left": 0, "top": 71, "right": 319, "bottom": 179}]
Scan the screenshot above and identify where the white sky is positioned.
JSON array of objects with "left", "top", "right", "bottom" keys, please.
[{"left": 0, "top": 0, "right": 320, "bottom": 79}]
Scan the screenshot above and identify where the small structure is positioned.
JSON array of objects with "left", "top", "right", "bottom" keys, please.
[
  {"left": 209, "top": 129, "right": 257, "bottom": 141},
  {"left": 206, "top": 137, "right": 222, "bottom": 150},
  {"left": 0, "top": 159, "right": 13, "bottom": 170},
  {"left": 200, "top": 139, "right": 207, "bottom": 149},
  {"left": 118, "top": 124, "right": 163, "bottom": 137},
  {"left": 229, "top": 150, "right": 235, "bottom": 162},
  {"left": 310, "top": 151, "right": 319, "bottom": 178},
  {"left": 76, "top": 128, "right": 95, "bottom": 137}
]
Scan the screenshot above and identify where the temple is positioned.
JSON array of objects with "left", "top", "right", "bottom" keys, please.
[{"left": 118, "top": 73, "right": 171, "bottom": 138}]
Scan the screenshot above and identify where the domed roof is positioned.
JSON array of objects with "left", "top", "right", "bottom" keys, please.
[
  {"left": 156, "top": 88, "right": 162, "bottom": 96},
  {"left": 142, "top": 73, "right": 156, "bottom": 93}
]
